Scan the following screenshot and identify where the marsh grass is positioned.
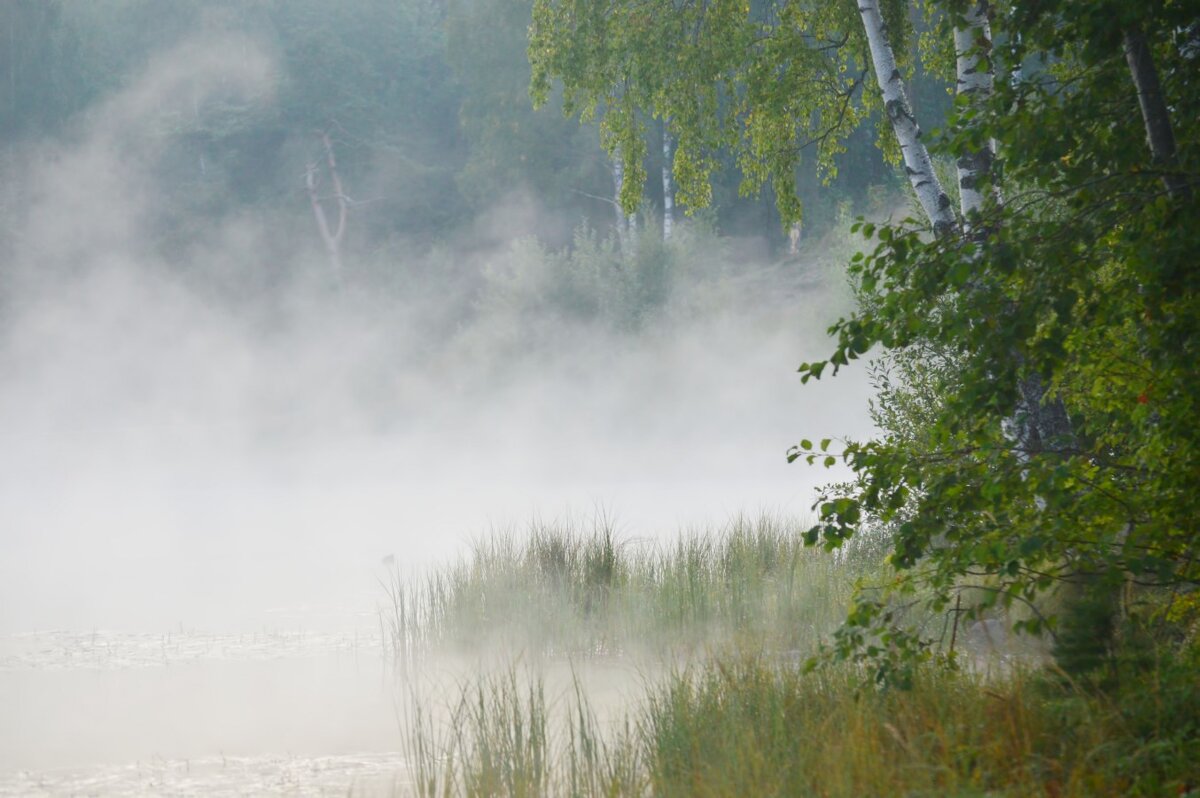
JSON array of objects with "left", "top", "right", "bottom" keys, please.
[
  {"left": 380, "top": 513, "right": 882, "bottom": 665},
  {"left": 392, "top": 515, "right": 1199, "bottom": 796},
  {"left": 406, "top": 670, "right": 550, "bottom": 798},
  {"left": 405, "top": 653, "right": 1199, "bottom": 797}
]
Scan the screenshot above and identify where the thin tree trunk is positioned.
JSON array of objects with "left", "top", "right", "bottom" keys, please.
[
  {"left": 305, "top": 131, "right": 347, "bottom": 284},
  {"left": 953, "top": 0, "right": 998, "bottom": 223},
  {"left": 1123, "top": 26, "right": 1191, "bottom": 200},
  {"left": 857, "top": 0, "right": 956, "bottom": 237},
  {"left": 662, "top": 120, "right": 674, "bottom": 241},
  {"left": 950, "top": 3, "right": 1074, "bottom": 455}
]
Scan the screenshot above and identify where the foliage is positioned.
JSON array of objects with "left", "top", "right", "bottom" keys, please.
[
  {"left": 794, "top": 1, "right": 1200, "bottom": 679},
  {"left": 1, "top": 0, "right": 896, "bottom": 260},
  {"left": 529, "top": 0, "right": 913, "bottom": 226},
  {"left": 267, "top": 0, "right": 468, "bottom": 239},
  {"left": 445, "top": 0, "right": 611, "bottom": 219}
]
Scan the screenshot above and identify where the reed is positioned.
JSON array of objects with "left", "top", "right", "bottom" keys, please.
[{"left": 380, "top": 513, "right": 882, "bottom": 664}]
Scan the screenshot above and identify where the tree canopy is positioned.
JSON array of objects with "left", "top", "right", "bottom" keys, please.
[
  {"left": 530, "top": 0, "right": 892, "bottom": 225},
  {"left": 532, "top": 0, "right": 1200, "bottom": 680}
]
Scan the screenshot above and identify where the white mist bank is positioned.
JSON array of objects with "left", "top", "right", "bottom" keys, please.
[
  {"left": 0, "top": 292, "right": 870, "bottom": 632},
  {"left": 0, "top": 36, "right": 872, "bottom": 635}
]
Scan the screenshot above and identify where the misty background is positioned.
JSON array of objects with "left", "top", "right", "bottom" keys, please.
[{"left": 0, "top": 1, "right": 893, "bottom": 635}]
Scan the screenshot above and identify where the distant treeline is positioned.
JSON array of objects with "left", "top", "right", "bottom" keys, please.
[{"left": 0, "top": 0, "right": 946, "bottom": 253}]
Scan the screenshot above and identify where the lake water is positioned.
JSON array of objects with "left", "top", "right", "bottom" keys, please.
[{"left": 0, "top": 628, "right": 412, "bottom": 796}]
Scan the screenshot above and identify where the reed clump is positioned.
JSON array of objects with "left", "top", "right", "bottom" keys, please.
[{"left": 381, "top": 513, "right": 881, "bottom": 663}]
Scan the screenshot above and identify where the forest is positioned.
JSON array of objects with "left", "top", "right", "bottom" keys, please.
[{"left": 0, "top": 0, "right": 1197, "bottom": 795}]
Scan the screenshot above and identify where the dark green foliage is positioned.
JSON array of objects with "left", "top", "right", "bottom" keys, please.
[
  {"left": 1, "top": 0, "right": 909, "bottom": 263},
  {"left": 445, "top": 0, "right": 611, "bottom": 226},
  {"left": 269, "top": 0, "right": 468, "bottom": 240},
  {"left": 794, "top": 2, "right": 1200, "bottom": 681},
  {"left": 1051, "top": 576, "right": 1119, "bottom": 677}
]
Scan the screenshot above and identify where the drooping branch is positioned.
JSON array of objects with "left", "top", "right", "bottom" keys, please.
[
  {"left": 611, "top": 146, "right": 637, "bottom": 255},
  {"left": 1123, "top": 26, "right": 1191, "bottom": 200}
]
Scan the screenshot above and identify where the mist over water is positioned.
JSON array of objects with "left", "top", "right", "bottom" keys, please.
[{"left": 0, "top": 37, "right": 871, "bottom": 637}]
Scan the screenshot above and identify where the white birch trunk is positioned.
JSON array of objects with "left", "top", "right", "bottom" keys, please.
[
  {"left": 305, "top": 132, "right": 348, "bottom": 284},
  {"left": 662, "top": 120, "right": 674, "bottom": 241},
  {"left": 953, "top": 1, "right": 998, "bottom": 222},
  {"left": 858, "top": 0, "right": 956, "bottom": 237}
]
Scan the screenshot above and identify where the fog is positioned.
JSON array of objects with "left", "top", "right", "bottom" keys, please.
[
  {"left": 0, "top": 34, "right": 876, "bottom": 794},
  {"left": 0, "top": 36, "right": 870, "bottom": 638}
]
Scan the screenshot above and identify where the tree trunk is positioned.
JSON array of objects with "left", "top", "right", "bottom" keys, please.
[
  {"left": 1123, "top": 26, "right": 1191, "bottom": 200},
  {"left": 858, "top": 1, "right": 1073, "bottom": 458},
  {"left": 857, "top": 0, "right": 956, "bottom": 237},
  {"left": 305, "top": 131, "right": 347, "bottom": 284},
  {"left": 953, "top": 0, "right": 998, "bottom": 224},
  {"left": 662, "top": 120, "right": 674, "bottom": 241}
]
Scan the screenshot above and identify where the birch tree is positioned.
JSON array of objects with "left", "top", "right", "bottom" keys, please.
[
  {"left": 529, "top": 0, "right": 869, "bottom": 230},
  {"left": 857, "top": 0, "right": 955, "bottom": 235},
  {"left": 305, "top": 132, "right": 348, "bottom": 283},
  {"left": 529, "top": 0, "right": 1199, "bottom": 679},
  {"left": 951, "top": 0, "right": 997, "bottom": 222},
  {"left": 796, "top": 1, "right": 1198, "bottom": 677},
  {"left": 611, "top": 147, "right": 638, "bottom": 253}
]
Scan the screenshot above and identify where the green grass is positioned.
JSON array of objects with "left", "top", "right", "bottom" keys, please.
[
  {"left": 389, "top": 515, "right": 1200, "bottom": 796},
  {"left": 380, "top": 513, "right": 882, "bottom": 664},
  {"left": 637, "top": 655, "right": 1199, "bottom": 797},
  {"left": 404, "top": 655, "right": 1200, "bottom": 797}
]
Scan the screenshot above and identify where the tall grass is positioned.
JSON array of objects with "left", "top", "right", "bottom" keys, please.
[
  {"left": 380, "top": 513, "right": 880, "bottom": 664},
  {"left": 390, "top": 515, "right": 1199, "bottom": 796},
  {"left": 405, "top": 652, "right": 1200, "bottom": 797},
  {"left": 405, "top": 668, "right": 646, "bottom": 798},
  {"left": 406, "top": 670, "right": 550, "bottom": 798}
]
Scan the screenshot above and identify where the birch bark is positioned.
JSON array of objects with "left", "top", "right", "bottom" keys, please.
[
  {"left": 612, "top": 154, "right": 626, "bottom": 236},
  {"left": 948, "top": 3, "right": 1074, "bottom": 454},
  {"left": 662, "top": 120, "right": 674, "bottom": 241},
  {"left": 953, "top": 0, "right": 997, "bottom": 222},
  {"left": 857, "top": 0, "right": 956, "bottom": 237}
]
